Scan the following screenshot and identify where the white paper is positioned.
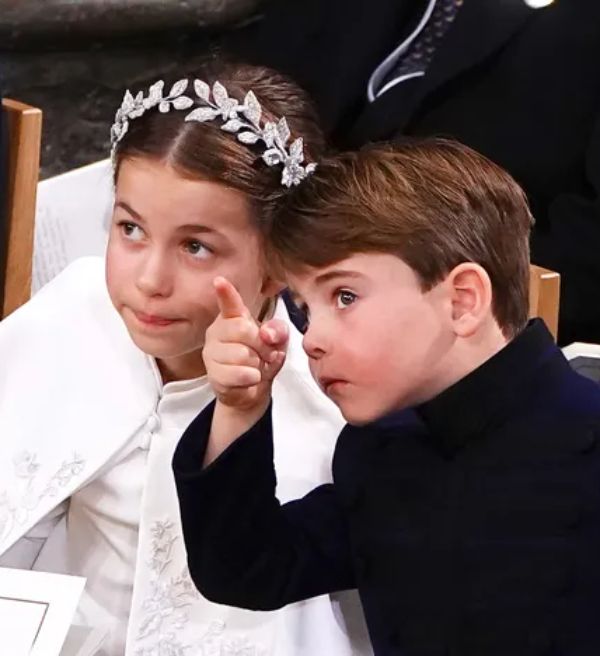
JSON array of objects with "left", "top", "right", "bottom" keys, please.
[
  {"left": 0, "top": 596, "right": 47, "bottom": 656},
  {"left": 0, "top": 567, "right": 86, "bottom": 656}
]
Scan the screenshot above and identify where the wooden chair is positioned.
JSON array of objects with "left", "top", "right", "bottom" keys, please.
[
  {"left": 529, "top": 263, "right": 560, "bottom": 341},
  {"left": 1, "top": 98, "right": 42, "bottom": 319}
]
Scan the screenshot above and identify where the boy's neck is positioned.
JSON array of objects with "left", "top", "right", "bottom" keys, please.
[{"left": 423, "top": 320, "right": 510, "bottom": 404}]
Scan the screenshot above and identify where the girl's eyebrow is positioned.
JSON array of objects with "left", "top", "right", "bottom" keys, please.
[
  {"left": 116, "top": 201, "right": 223, "bottom": 237},
  {"left": 175, "top": 223, "right": 220, "bottom": 235},
  {"left": 115, "top": 200, "right": 143, "bottom": 221}
]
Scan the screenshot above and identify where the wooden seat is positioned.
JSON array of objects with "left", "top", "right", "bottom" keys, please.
[
  {"left": 1, "top": 98, "right": 42, "bottom": 319},
  {"left": 529, "top": 263, "right": 560, "bottom": 341}
]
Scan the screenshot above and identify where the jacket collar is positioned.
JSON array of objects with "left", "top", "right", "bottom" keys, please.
[
  {"left": 350, "top": 0, "right": 541, "bottom": 143},
  {"left": 414, "top": 319, "right": 569, "bottom": 455}
]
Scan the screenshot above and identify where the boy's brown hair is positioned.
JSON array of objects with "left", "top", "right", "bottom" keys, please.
[{"left": 270, "top": 138, "right": 533, "bottom": 338}]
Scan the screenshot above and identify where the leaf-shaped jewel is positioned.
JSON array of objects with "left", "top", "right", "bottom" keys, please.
[
  {"left": 219, "top": 98, "right": 239, "bottom": 120},
  {"left": 148, "top": 80, "right": 164, "bottom": 103},
  {"left": 169, "top": 79, "right": 189, "bottom": 98},
  {"left": 305, "top": 162, "right": 317, "bottom": 175},
  {"left": 275, "top": 118, "right": 291, "bottom": 148},
  {"left": 243, "top": 91, "right": 262, "bottom": 127},
  {"left": 172, "top": 96, "right": 194, "bottom": 110},
  {"left": 158, "top": 101, "right": 171, "bottom": 113},
  {"left": 221, "top": 119, "right": 243, "bottom": 133},
  {"left": 117, "top": 121, "right": 129, "bottom": 141},
  {"left": 262, "top": 121, "right": 277, "bottom": 147},
  {"left": 237, "top": 131, "right": 261, "bottom": 144},
  {"left": 134, "top": 90, "right": 143, "bottom": 103},
  {"left": 122, "top": 90, "right": 135, "bottom": 111},
  {"left": 281, "top": 167, "right": 293, "bottom": 188},
  {"left": 194, "top": 79, "right": 210, "bottom": 102},
  {"left": 129, "top": 106, "right": 145, "bottom": 119},
  {"left": 185, "top": 107, "right": 219, "bottom": 122},
  {"left": 262, "top": 148, "right": 283, "bottom": 166},
  {"left": 212, "top": 81, "right": 229, "bottom": 108},
  {"left": 289, "top": 137, "right": 304, "bottom": 161}
]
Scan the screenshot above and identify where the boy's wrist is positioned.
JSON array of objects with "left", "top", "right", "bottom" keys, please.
[{"left": 204, "top": 397, "right": 271, "bottom": 467}]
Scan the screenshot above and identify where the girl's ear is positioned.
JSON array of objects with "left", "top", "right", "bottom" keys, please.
[{"left": 446, "top": 262, "right": 493, "bottom": 338}]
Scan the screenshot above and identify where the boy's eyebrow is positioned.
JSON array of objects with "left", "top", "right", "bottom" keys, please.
[{"left": 314, "top": 270, "right": 364, "bottom": 285}]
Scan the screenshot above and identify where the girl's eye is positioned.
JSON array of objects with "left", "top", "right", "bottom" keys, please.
[
  {"left": 119, "top": 221, "right": 144, "bottom": 242},
  {"left": 336, "top": 290, "right": 357, "bottom": 309},
  {"left": 185, "top": 239, "right": 212, "bottom": 260}
]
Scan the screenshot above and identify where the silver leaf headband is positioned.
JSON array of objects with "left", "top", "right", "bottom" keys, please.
[{"left": 110, "top": 79, "right": 317, "bottom": 187}]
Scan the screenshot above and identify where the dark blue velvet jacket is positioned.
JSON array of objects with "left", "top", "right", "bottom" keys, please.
[{"left": 174, "top": 321, "right": 600, "bottom": 655}]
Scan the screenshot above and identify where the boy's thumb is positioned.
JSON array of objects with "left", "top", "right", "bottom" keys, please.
[{"left": 260, "top": 319, "right": 289, "bottom": 350}]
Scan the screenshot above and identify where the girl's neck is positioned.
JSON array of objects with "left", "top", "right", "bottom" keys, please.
[{"left": 157, "top": 352, "right": 207, "bottom": 384}]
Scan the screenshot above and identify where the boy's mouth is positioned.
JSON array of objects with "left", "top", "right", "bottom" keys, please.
[{"left": 318, "top": 376, "right": 349, "bottom": 396}]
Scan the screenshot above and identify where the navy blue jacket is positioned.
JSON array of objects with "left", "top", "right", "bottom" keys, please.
[
  {"left": 174, "top": 321, "right": 600, "bottom": 655},
  {"left": 224, "top": 0, "right": 600, "bottom": 345}
]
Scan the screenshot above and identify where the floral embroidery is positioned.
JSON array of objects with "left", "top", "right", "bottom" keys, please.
[
  {"left": 0, "top": 451, "right": 85, "bottom": 544},
  {"left": 134, "top": 521, "right": 266, "bottom": 656}
]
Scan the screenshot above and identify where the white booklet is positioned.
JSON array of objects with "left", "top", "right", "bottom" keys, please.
[{"left": 0, "top": 567, "right": 87, "bottom": 656}]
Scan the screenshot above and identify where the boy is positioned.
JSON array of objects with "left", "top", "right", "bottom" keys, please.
[{"left": 173, "top": 139, "right": 600, "bottom": 655}]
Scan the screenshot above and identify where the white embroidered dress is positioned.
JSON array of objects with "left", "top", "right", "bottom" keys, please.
[{"left": 0, "top": 257, "right": 371, "bottom": 656}]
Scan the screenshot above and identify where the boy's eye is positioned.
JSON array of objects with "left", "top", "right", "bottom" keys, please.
[
  {"left": 119, "top": 221, "right": 144, "bottom": 242},
  {"left": 336, "top": 290, "right": 357, "bottom": 309},
  {"left": 185, "top": 239, "right": 212, "bottom": 260}
]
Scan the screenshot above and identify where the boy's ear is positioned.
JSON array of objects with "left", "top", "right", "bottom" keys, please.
[{"left": 446, "top": 263, "right": 493, "bottom": 338}]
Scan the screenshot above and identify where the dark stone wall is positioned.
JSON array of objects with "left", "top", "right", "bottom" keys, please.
[{"left": 1, "top": 1, "right": 262, "bottom": 179}]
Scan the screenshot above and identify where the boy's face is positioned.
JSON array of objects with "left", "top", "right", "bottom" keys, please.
[
  {"left": 288, "top": 253, "right": 457, "bottom": 425},
  {"left": 106, "top": 157, "right": 277, "bottom": 379}
]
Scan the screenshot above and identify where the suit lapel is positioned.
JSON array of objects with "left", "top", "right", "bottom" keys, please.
[
  {"left": 349, "top": 0, "right": 538, "bottom": 143},
  {"left": 416, "top": 0, "right": 535, "bottom": 103}
]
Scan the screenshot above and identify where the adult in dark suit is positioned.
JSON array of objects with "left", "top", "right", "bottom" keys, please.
[{"left": 225, "top": 0, "right": 600, "bottom": 345}]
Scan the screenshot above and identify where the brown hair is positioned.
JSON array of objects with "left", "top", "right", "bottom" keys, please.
[
  {"left": 113, "top": 59, "right": 325, "bottom": 235},
  {"left": 270, "top": 138, "right": 533, "bottom": 338}
]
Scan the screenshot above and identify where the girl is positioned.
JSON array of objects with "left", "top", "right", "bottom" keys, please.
[{"left": 0, "top": 62, "right": 368, "bottom": 656}]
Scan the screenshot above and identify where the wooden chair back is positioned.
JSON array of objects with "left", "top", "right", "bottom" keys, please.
[
  {"left": 529, "top": 264, "right": 560, "bottom": 341},
  {"left": 1, "top": 98, "right": 42, "bottom": 319}
]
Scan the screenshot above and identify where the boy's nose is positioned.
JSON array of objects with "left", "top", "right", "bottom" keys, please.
[{"left": 302, "top": 323, "right": 327, "bottom": 360}]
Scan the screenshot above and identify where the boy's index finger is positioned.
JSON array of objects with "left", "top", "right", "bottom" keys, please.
[{"left": 214, "top": 276, "right": 249, "bottom": 319}]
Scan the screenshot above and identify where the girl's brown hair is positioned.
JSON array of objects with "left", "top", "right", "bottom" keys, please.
[
  {"left": 270, "top": 138, "right": 533, "bottom": 339},
  {"left": 113, "top": 59, "right": 325, "bottom": 235}
]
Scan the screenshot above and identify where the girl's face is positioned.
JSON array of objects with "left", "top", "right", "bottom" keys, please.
[{"left": 106, "top": 157, "right": 279, "bottom": 381}]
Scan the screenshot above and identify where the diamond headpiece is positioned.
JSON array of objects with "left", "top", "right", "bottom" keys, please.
[{"left": 110, "top": 79, "right": 317, "bottom": 188}]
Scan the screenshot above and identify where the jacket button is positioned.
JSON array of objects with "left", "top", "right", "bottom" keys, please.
[{"left": 146, "top": 414, "right": 160, "bottom": 433}]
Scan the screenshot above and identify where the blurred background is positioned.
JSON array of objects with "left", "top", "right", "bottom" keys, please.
[{"left": 1, "top": 0, "right": 261, "bottom": 178}]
